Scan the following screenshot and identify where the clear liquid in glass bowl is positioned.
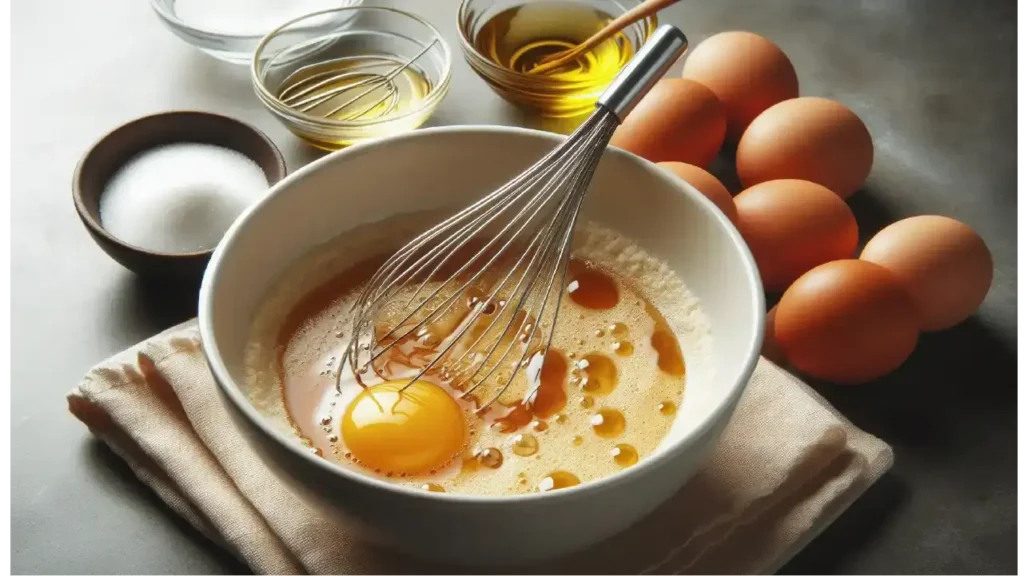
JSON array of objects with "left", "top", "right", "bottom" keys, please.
[{"left": 150, "top": 0, "right": 363, "bottom": 64}]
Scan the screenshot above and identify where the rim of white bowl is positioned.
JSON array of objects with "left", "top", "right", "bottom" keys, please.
[{"left": 198, "top": 125, "right": 765, "bottom": 505}]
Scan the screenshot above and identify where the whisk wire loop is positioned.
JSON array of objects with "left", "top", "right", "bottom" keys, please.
[
  {"left": 334, "top": 25, "right": 689, "bottom": 412},
  {"left": 338, "top": 110, "right": 618, "bottom": 409},
  {"left": 359, "top": 119, "right": 604, "bottom": 349}
]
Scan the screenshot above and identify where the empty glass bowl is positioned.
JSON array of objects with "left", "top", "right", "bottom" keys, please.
[
  {"left": 149, "top": 0, "right": 363, "bottom": 65},
  {"left": 252, "top": 6, "right": 451, "bottom": 151},
  {"left": 457, "top": 0, "right": 656, "bottom": 118}
]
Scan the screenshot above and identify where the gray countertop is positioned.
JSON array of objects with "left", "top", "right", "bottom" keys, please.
[{"left": 12, "top": 0, "right": 1016, "bottom": 573}]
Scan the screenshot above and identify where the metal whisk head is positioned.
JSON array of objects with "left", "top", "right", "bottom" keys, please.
[
  {"left": 278, "top": 39, "right": 438, "bottom": 121},
  {"left": 336, "top": 26, "right": 688, "bottom": 412}
]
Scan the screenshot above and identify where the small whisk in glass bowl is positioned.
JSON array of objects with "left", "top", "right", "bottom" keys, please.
[
  {"left": 252, "top": 7, "right": 451, "bottom": 151},
  {"left": 457, "top": 0, "right": 657, "bottom": 119}
]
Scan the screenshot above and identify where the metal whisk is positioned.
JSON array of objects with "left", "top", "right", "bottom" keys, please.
[
  {"left": 278, "top": 39, "right": 439, "bottom": 121},
  {"left": 337, "top": 25, "right": 688, "bottom": 410}
]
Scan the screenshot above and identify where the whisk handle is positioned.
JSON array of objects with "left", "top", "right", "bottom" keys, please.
[{"left": 597, "top": 24, "right": 689, "bottom": 121}]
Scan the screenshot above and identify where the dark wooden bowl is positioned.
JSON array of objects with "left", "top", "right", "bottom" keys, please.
[{"left": 72, "top": 111, "right": 287, "bottom": 280}]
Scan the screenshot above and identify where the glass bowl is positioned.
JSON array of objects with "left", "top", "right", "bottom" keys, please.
[
  {"left": 149, "top": 0, "right": 363, "bottom": 65},
  {"left": 457, "top": 0, "right": 657, "bottom": 119},
  {"left": 252, "top": 7, "right": 451, "bottom": 151}
]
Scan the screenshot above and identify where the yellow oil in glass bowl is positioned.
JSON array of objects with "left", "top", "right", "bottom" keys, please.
[
  {"left": 252, "top": 7, "right": 451, "bottom": 151},
  {"left": 458, "top": 0, "right": 656, "bottom": 119}
]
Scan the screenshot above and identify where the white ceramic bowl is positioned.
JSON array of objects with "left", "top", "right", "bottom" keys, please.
[{"left": 199, "top": 126, "right": 764, "bottom": 566}]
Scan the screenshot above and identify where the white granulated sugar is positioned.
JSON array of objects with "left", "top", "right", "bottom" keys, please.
[{"left": 99, "top": 142, "right": 269, "bottom": 254}]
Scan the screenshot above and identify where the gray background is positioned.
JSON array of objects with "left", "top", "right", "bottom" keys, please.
[{"left": 11, "top": 0, "right": 1017, "bottom": 573}]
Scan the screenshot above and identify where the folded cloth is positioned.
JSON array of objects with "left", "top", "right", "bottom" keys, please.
[{"left": 68, "top": 320, "right": 892, "bottom": 574}]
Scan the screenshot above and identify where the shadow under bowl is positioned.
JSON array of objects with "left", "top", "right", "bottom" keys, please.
[{"left": 72, "top": 110, "right": 287, "bottom": 280}]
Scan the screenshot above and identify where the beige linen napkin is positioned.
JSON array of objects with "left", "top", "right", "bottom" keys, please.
[{"left": 67, "top": 320, "right": 892, "bottom": 575}]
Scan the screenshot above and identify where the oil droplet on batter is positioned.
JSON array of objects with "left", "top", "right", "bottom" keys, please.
[
  {"left": 566, "top": 261, "right": 619, "bottom": 310},
  {"left": 612, "top": 340, "right": 634, "bottom": 357},
  {"left": 578, "top": 338, "right": 586, "bottom": 346},
  {"left": 343, "top": 451, "right": 352, "bottom": 459},
  {"left": 647, "top": 303, "right": 686, "bottom": 377},
  {"left": 554, "top": 413, "right": 568, "bottom": 424},
  {"left": 591, "top": 408, "right": 626, "bottom": 438},
  {"left": 658, "top": 401, "right": 677, "bottom": 416},
  {"left": 517, "top": 472, "right": 528, "bottom": 485},
  {"left": 478, "top": 447, "right": 503, "bottom": 469},
  {"left": 593, "top": 329, "right": 605, "bottom": 338},
  {"left": 531, "top": 348, "right": 568, "bottom": 418},
  {"left": 493, "top": 403, "right": 531, "bottom": 433},
  {"left": 580, "top": 353, "right": 617, "bottom": 395},
  {"left": 579, "top": 395, "right": 594, "bottom": 408},
  {"left": 532, "top": 420, "right": 549, "bottom": 432},
  {"left": 572, "top": 435, "right": 583, "bottom": 446},
  {"left": 319, "top": 415, "right": 333, "bottom": 426},
  {"left": 611, "top": 444, "right": 638, "bottom": 467},
  {"left": 493, "top": 348, "right": 567, "bottom": 433},
  {"left": 609, "top": 322, "right": 628, "bottom": 336},
  {"left": 512, "top": 433, "right": 539, "bottom": 456},
  {"left": 421, "top": 483, "right": 445, "bottom": 492},
  {"left": 651, "top": 329, "right": 686, "bottom": 377},
  {"left": 328, "top": 434, "right": 339, "bottom": 443},
  {"left": 309, "top": 447, "right": 323, "bottom": 457},
  {"left": 538, "top": 471, "right": 580, "bottom": 492}
]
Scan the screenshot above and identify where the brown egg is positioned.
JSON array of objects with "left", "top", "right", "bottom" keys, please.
[
  {"left": 736, "top": 97, "right": 873, "bottom": 199},
  {"left": 734, "top": 179, "right": 858, "bottom": 292},
  {"left": 610, "top": 78, "right": 726, "bottom": 168},
  {"left": 775, "top": 260, "right": 919, "bottom": 384},
  {"left": 761, "top": 305, "right": 787, "bottom": 365},
  {"left": 681, "top": 31, "right": 799, "bottom": 142},
  {"left": 859, "top": 215, "right": 993, "bottom": 331},
  {"left": 658, "top": 161, "right": 737, "bottom": 224}
]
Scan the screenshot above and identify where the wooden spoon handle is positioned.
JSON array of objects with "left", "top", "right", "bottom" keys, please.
[
  {"left": 530, "top": 0, "right": 681, "bottom": 73},
  {"left": 570, "top": 0, "right": 681, "bottom": 58}
]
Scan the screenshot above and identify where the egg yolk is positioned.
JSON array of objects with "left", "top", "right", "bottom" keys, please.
[{"left": 341, "top": 379, "right": 466, "bottom": 476}]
